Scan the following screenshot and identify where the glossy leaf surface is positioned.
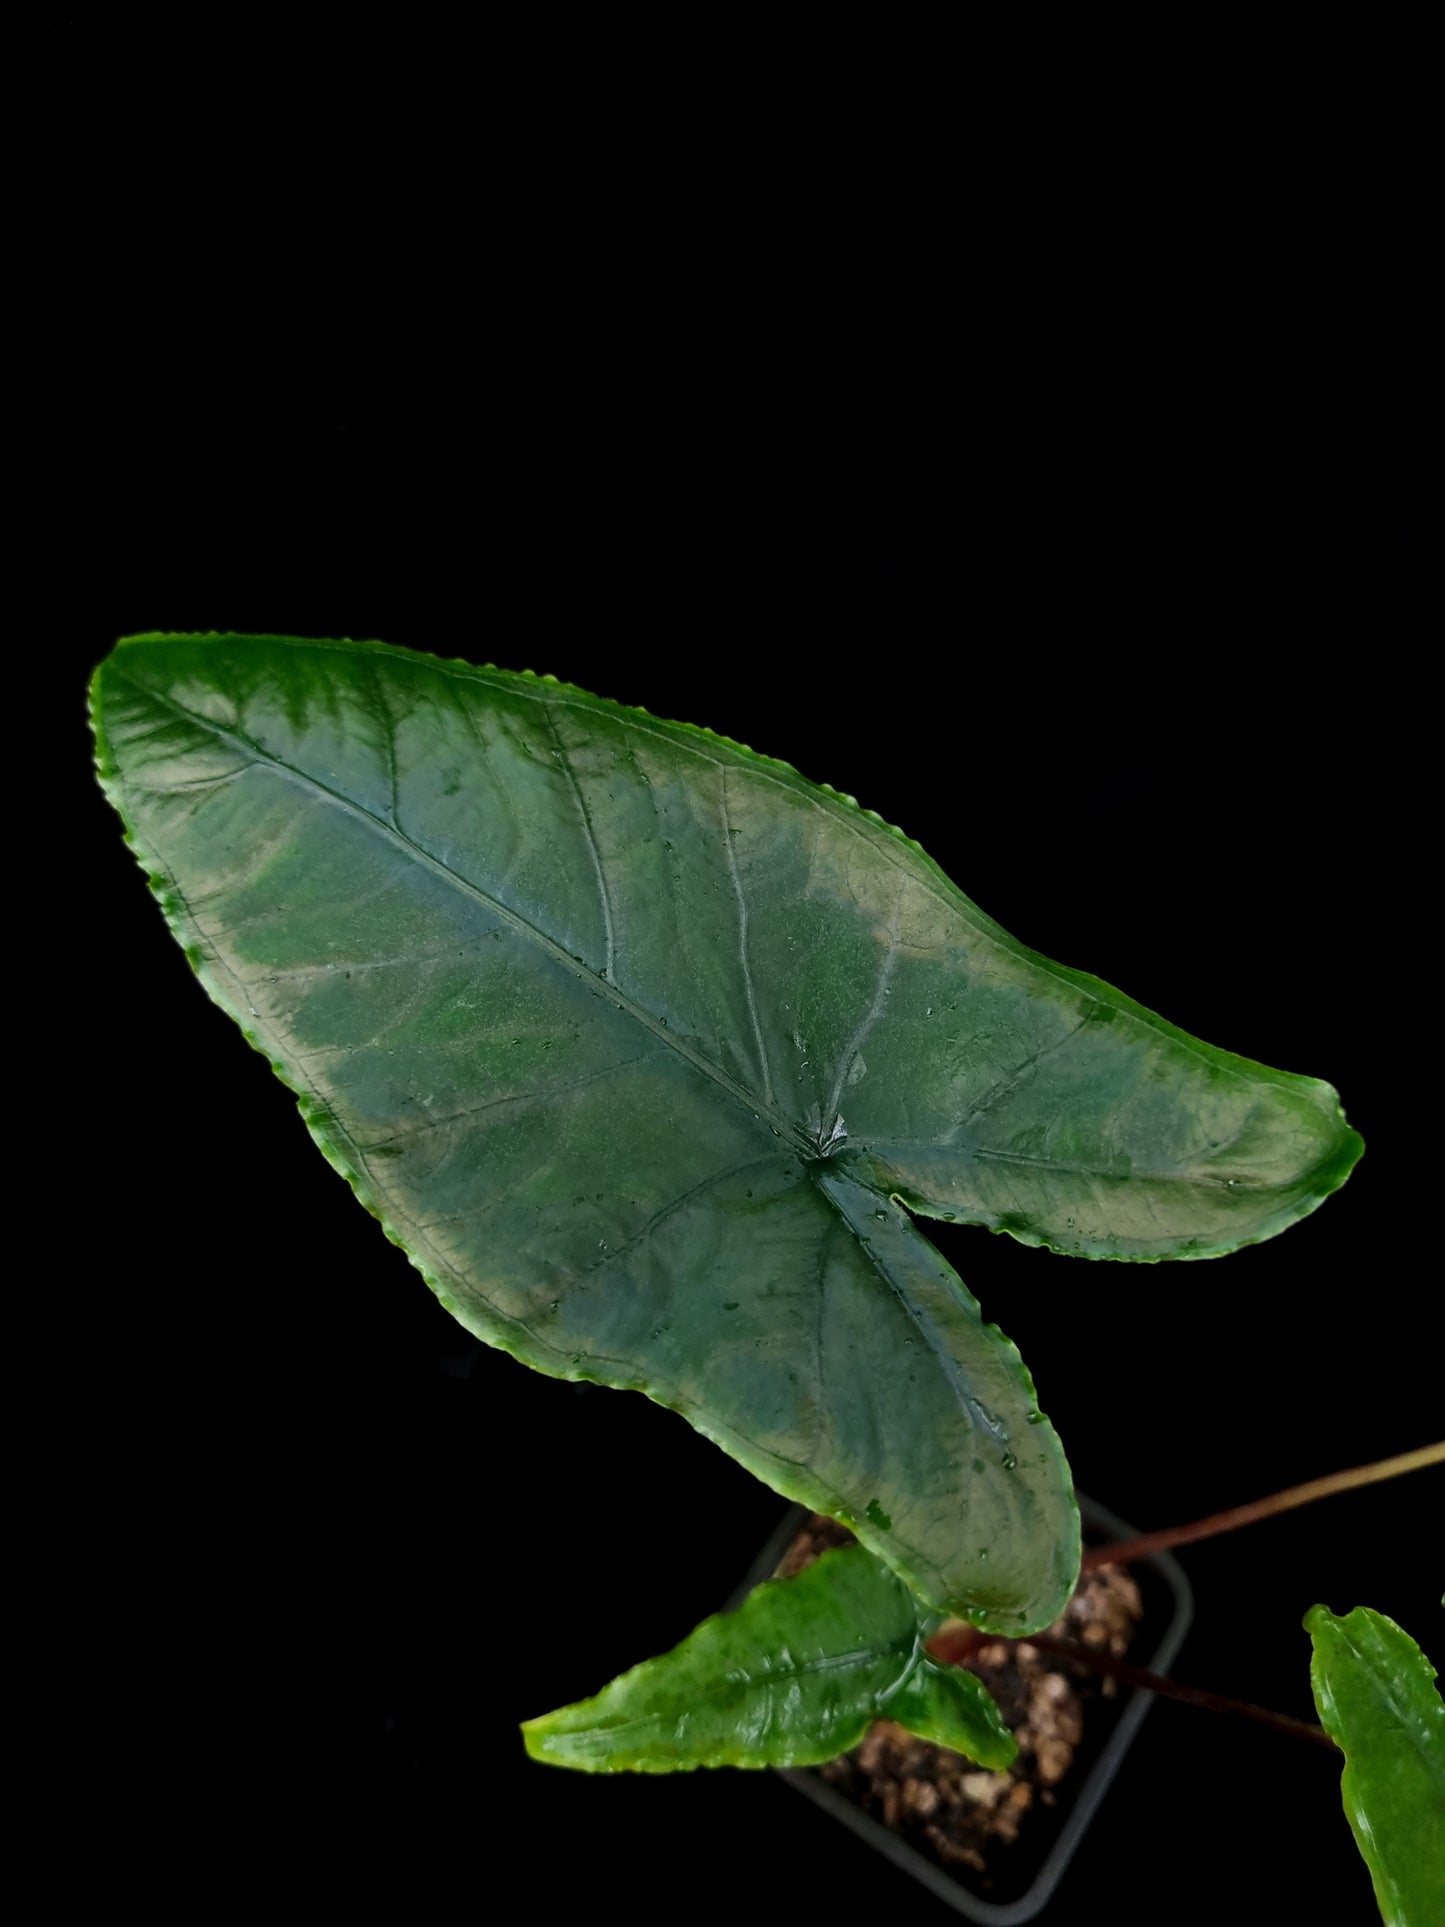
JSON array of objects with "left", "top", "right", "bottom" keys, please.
[
  {"left": 92, "top": 633, "right": 1358, "bottom": 1628},
  {"left": 1306, "top": 1605, "right": 1445, "bottom": 1927},
  {"left": 523, "top": 1544, "right": 1015, "bottom": 1772}
]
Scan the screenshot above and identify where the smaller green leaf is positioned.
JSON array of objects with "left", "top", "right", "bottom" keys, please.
[
  {"left": 523, "top": 1545, "right": 1015, "bottom": 1774},
  {"left": 1305, "top": 1604, "right": 1445, "bottom": 1927},
  {"left": 886, "top": 1656, "right": 1014, "bottom": 1759}
]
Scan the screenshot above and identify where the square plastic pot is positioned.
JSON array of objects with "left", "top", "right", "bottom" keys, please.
[{"left": 730, "top": 1493, "right": 1192, "bottom": 1924}]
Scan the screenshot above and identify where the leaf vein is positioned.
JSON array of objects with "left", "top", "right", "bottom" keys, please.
[
  {"left": 361, "top": 1052, "right": 656, "bottom": 1149},
  {"left": 543, "top": 702, "right": 616, "bottom": 983},
  {"left": 719, "top": 767, "right": 775, "bottom": 1107},
  {"left": 823, "top": 888, "right": 903, "bottom": 1138}
]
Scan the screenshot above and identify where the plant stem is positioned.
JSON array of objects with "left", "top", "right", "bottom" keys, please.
[
  {"left": 1020, "top": 1633, "right": 1339, "bottom": 1752},
  {"left": 1080, "top": 1439, "right": 1445, "bottom": 1573},
  {"left": 925, "top": 1625, "right": 1336, "bottom": 1751}
]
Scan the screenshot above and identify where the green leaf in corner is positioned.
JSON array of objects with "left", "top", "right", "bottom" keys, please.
[
  {"left": 1306, "top": 1605, "right": 1445, "bottom": 1927},
  {"left": 522, "top": 1544, "right": 1015, "bottom": 1773},
  {"left": 91, "top": 633, "right": 1360, "bottom": 1631}
]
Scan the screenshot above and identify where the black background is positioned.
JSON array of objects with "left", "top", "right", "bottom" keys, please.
[{"left": 45, "top": 109, "right": 1433, "bottom": 1922}]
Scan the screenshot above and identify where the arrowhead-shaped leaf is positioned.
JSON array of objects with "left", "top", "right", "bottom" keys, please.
[
  {"left": 91, "top": 633, "right": 1358, "bottom": 1629},
  {"left": 522, "top": 1543, "right": 1015, "bottom": 1772},
  {"left": 1306, "top": 1605, "right": 1445, "bottom": 1927}
]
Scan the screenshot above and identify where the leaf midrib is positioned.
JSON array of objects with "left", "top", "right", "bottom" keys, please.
[
  {"left": 1325, "top": 1621, "right": 1445, "bottom": 1783},
  {"left": 116, "top": 669, "right": 820, "bottom": 1161},
  {"left": 586, "top": 1639, "right": 917, "bottom": 1732},
  {"left": 551, "top": 1568, "right": 923, "bottom": 1739}
]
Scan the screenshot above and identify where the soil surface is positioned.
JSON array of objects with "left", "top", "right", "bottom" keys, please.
[{"left": 776, "top": 1515, "right": 1144, "bottom": 1890}]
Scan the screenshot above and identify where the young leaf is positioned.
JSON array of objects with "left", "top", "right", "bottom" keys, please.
[
  {"left": 522, "top": 1544, "right": 1015, "bottom": 1772},
  {"left": 91, "top": 633, "right": 1358, "bottom": 1631},
  {"left": 1306, "top": 1605, "right": 1445, "bottom": 1927}
]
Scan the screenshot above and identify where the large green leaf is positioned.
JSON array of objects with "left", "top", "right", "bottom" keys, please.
[
  {"left": 523, "top": 1543, "right": 1015, "bottom": 1772},
  {"left": 91, "top": 633, "right": 1358, "bottom": 1629},
  {"left": 1306, "top": 1605, "right": 1445, "bottom": 1927}
]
